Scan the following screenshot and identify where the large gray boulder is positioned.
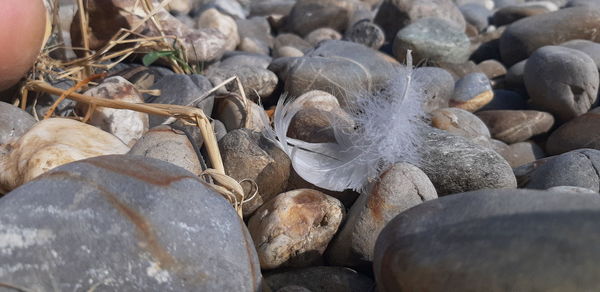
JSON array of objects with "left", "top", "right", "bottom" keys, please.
[
  {"left": 374, "top": 189, "right": 600, "bottom": 291},
  {"left": 0, "top": 155, "right": 262, "bottom": 291}
]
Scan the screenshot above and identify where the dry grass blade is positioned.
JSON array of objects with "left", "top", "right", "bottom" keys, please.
[
  {"left": 25, "top": 80, "right": 254, "bottom": 217},
  {"left": 0, "top": 282, "right": 34, "bottom": 292}
]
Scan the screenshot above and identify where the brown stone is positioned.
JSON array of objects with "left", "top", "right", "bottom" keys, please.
[
  {"left": 496, "top": 141, "right": 546, "bottom": 168},
  {"left": 476, "top": 110, "right": 554, "bottom": 144},
  {"left": 248, "top": 189, "right": 345, "bottom": 269},
  {"left": 326, "top": 163, "right": 437, "bottom": 269},
  {"left": 431, "top": 107, "right": 491, "bottom": 146},
  {"left": 546, "top": 110, "right": 600, "bottom": 155}
]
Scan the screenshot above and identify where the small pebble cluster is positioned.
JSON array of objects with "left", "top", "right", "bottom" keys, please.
[{"left": 1, "top": 0, "right": 600, "bottom": 290}]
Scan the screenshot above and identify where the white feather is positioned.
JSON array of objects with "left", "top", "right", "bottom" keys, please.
[{"left": 267, "top": 52, "right": 426, "bottom": 192}]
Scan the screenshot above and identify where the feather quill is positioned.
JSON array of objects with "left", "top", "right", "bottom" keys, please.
[{"left": 266, "top": 52, "right": 426, "bottom": 192}]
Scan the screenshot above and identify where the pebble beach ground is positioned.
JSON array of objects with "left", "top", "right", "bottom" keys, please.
[{"left": 1, "top": 0, "right": 600, "bottom": 291}]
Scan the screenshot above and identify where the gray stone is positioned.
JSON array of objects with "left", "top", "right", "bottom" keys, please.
[
  {"left": 492, "top": 3, "right": 552, "bottom": 26},
  {"left": 455, "top": 0, "right": 495, "bottom": 9},
  {"left": 546, "top": 110, "right": 600, "bottom": 155},
  {"left": 219, "top": 129, "right": 291, "bottom": 216},
  {"left": 344, "top": 20, "right": 385, "bottom": 50},
  {"left": 249, "top": 0, "right": 296, "bottom": 16},
  {"left": 265, "top": 266, "right": 374, "bottom": 292},
  {"left": 0, "top": 155, "right": 262, "bottom": 291},
  {"left": 26, "top": 79, "right": 77, "bottom": 118},
  {"left": 236, "top": 17, "right": 273, "bottom": 55},
  {"left": 499, "top": 7, "right": 600, "bottom": 66},
  {"left": 193, "top": 0, "right": 250, "bottom": 19},
  {"left": 414, "top": 67, "right": 455, "bottom": 112},
  {"left": 524, "top": 149, "right": 600, "bottom": 191},
  {"left": 374, "top": 0, "right": 466, "bottom": 42},
  {"left": 459, "top": 3, "right": 491, "bottom": 31},
  {"left": 147, "top": 74, "right": 214, "bottom": 127},
  {"left": 220, "top": 52, "right": 273, "bottom": 69},
  {"left": 450, "top": 72, "right": 493, "bottom": 112},
  {"left": 566, "top": 0, "right": 600, "bottom": 7},
  {"left": 374, "top": 189, "right": 600, "bottom": 292},
  {"left": 524, "top": 46, "right": 599, "bottom": 122},
  {"left": 128, "top": 125, "right": 203, "bottom": 175},
  {"left": 212, "top": 97, "right": 270, "bottom": 132},
  {"left": 452, "top": 72, "right": 492, "bottom": 103},
  {"left": 419, "top": 127, "right": 517, "bottom": 195},
  {"left": 327, "top": 163, "right": 437, "bottom": 269},
  {"left": 0, "top": 101, "right": 36, "bottom": 145},
  {"left": 505, "top": 59, "right": 527, "bottom": 91},
  {"left": 560, "top": 39, "right": 600, "bottom": 72},
  {"left": 269, "top": 40, "right": 396, "bottom": 108},
  {"left": 248, "top": 189, "right": 345, "bottom": 269},
  {"left": 286, "top": 0, "right": 364, "bottom": 36},
  {"left": 392, "top": 17, "right": 471, "bottom": 64},
  {"left": 207, "top": 65, "right": 278, "bottom": 103},
  {"left": 476, "top": 110, "right": 554, "bottom": 144}
]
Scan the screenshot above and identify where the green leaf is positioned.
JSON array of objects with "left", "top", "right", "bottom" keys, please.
[{"left": 142, "top": 51, "right": 175, "bottom": 66}]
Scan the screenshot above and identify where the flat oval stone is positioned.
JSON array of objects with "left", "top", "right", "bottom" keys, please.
[
  {"left": 525, "top": 149, "right": 600, "bottom": 191},
  {"left": 492, "top": 3, "right": 551, "bottom": 26},
  {"left": 248, "top": 189, "right": 345, "bottom": 269},
  {"left": 476, "top": 110, "right": 554, "bottom": 144},
  {"left": 546, "top": 110, "right": 600, "bottom": 155},
  {"left": 431, "top": 107, "right": 492, "bottom": 146},
  {"left": 496, "top": 141, "right": 545, "bottom": 167},
  {"left": 524, "top": 46, "right": 599, "bottom": 122},
  {"left": 392, "top": 17, "right": 471, "bottom": 64},
  {"left": 499, "top": 7, "right": 600, "bottom": 66},
  {"left": 374, "top": 189, "right": 600, "bottom": 292},
  {"left": 0, "top": 155, "right": 262, "bottom": 291},
  {"left": 0, "top": 101, "right": 36, "bottom": 145},
  {"left": 326, "top": 163, "right": 437, "bottom": 269},
  {"left": 419, "top": 127, "right": 516, "bottom": 195},
  {"left": 286, "top": 0, "right": 362, "bottom": 36}
]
